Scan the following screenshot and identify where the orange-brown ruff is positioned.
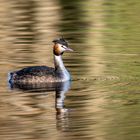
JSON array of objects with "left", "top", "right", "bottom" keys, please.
[
  {"left": 53, "top": 44, "right": 62, "bottom": 56},
  {"left": 9, "top": 38, "right": 73, "bottom": 84}
]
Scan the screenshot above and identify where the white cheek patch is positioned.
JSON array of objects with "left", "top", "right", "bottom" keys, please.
[
  {"left": 62, "top": 46, "right": 67, "bottom": 49},
  {"left": 58, "top": 44, "right": 67, "bottom": 51}
]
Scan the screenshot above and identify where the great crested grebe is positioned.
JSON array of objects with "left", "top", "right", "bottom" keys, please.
[{"left": 9, "top": 38, "right": 73, "bottom": 84}]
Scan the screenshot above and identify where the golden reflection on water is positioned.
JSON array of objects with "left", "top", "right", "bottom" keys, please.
[{"left": 0, "top": 0, "right": 140, "bottom": 140}]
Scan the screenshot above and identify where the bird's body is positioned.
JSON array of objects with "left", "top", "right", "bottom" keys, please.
[{"left": 9, "top": 38, "right": 73, "bottom": 84}]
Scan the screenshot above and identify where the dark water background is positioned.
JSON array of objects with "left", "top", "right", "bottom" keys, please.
[{"left": 0, "top": 0, "right": 140, "bottom": 140}]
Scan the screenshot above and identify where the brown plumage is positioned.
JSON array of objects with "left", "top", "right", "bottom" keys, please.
[{"left": 53, "top": 44, "right": 62, "bottom": 56}]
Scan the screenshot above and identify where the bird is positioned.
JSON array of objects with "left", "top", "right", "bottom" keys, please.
[{"left": 8, "top": 38, "right": 73, "bottom": 85}]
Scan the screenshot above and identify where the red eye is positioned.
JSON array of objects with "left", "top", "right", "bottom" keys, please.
[{"left": 61, "top": 46, "right": 65, "bottom": 49}]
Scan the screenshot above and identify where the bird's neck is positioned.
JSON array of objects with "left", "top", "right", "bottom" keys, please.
[
  {"left": 54, "top": 55, "right": 66, "bottom": 71},
  {"left": 54, "top": 54, "right": 71, "bottom": 81}
]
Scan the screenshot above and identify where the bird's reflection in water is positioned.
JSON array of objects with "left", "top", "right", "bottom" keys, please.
[
  {"left": 9, "top": 81, "right": 71, "bottom": 131},
  {"left": 55, "top": 88, "right": 70, "bottom": 131}
]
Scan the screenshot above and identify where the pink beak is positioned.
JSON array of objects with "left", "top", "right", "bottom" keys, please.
[{"left": 66, "top": 47, "right": 74, "bottom": 52}]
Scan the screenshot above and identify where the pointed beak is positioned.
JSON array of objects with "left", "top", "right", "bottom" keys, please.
[{"left": 66, "top": 47, "right": 74, "bottom": 52}]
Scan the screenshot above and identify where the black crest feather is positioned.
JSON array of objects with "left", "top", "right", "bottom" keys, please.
[{"left": 52, "top": 37, "right": 68, "bottom": 47}]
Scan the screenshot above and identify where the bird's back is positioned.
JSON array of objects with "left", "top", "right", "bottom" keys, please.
[
  {"left": 9, "top": 66, "right": 58, "bottom": 84},
  {"left": 16, "top": 66, "right": 55, "bottom": 76}
]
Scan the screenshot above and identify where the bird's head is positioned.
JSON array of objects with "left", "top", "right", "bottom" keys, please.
[{"left": 53, "top": 38, "right": 73, "bottom": 56}]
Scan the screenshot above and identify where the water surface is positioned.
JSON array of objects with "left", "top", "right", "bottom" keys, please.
[{"left": 0, "top": 0, "right": 140, "bottom": 140}]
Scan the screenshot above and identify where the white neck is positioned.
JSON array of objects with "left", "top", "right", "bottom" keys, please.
[
  {"left": 54, "top": 55, "right": 66, "bottom": 71},
  {"left": 54, "top": 55, "right": 71, "bottom": 81}
]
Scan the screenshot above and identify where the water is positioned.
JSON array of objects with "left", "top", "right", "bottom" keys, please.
[{"left": 0, "top": 0, "right": 140, "bottom": 140}]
